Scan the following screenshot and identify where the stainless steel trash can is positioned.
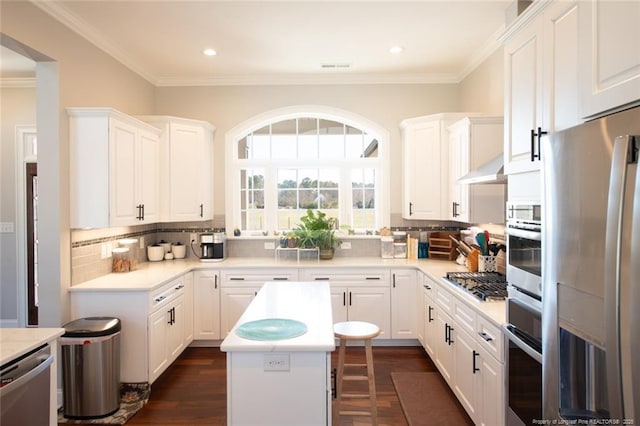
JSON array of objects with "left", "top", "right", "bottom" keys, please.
[{"left": 61, "top": 317, "right": 121, "bottom": 419}]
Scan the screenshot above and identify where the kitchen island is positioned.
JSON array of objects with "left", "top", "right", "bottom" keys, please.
[{"left": 220, "top": 281, "right": 335, "bottom": 426}]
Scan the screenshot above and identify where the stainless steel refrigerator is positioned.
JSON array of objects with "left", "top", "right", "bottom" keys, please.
[{"left": 542, "top": 105, "right": 639, "bottom": 423}]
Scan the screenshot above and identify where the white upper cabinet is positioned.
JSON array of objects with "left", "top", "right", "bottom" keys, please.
[
  {"left": 448, "top": 117, "right": 505, "bottom": 224},
  {"left": 69, "top": 108, "right": 161, "bottom": 228},
  {"left": 139, "top": 116, "right": 215, "bottom": 222},
  {"left": 401, "top": 113, "right": 468, "bottom": 220},
  {"left": 579, "top": 0, "right": 640, "bottom": 118},
  {"left": 502, "top": 0, "right": 581, "bottom": 175}
]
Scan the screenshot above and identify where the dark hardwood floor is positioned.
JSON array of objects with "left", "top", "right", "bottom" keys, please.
[{"left": 124, "top": 345, "right": 469, "bottom": 426}]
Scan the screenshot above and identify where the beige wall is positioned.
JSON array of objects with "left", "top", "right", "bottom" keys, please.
[
  {"left": 0, "top": 1, "right": 156, "bottom": 326},
  {"left": 155, "top": 84, "right": 464, "bottom": 218},
  {"left": 459, "top": 48, "right": 504, "bottom": 115}
]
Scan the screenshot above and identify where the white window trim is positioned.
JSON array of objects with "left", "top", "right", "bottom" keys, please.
[{"left": 225, "top": 105, "right": 390, "bottom": 235}]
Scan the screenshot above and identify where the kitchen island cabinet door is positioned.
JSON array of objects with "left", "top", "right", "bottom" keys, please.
[{"left": 453, "top": 327, "right": 480, "bottom": 424}]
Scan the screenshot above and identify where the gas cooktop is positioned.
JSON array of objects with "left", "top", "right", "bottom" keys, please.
[{"left": 444, "top": 272, "right": 508, "bottom": 302}]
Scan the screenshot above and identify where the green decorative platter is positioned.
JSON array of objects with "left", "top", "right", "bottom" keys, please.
[{"left": 235, "top": 318, "right": 308, "bottom": 341}]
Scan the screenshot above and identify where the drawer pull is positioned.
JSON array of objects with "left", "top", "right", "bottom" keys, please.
[
  {"left": 314, "top": 277, "right": 329, "bottom": 281},
  {"left": 424, "top": 284, "right": 432, "bottom": 290},
  {"left": 229, "top": 277, "right": 245, "bottom": 281},
  {"left": 272, "top": 277, "right": 288, "bottom": 281},
  {"left": 365, "top": 277, "right": 381, "bottom": 280},
  {"left": 174, "top": 284, "right": 184, "bottom": 290},
  {"left": 478, "top": 332, "right": 494, "bottom": 342},
  {"left": 155, "top": 295, "right": 166, "bottom": 303}
]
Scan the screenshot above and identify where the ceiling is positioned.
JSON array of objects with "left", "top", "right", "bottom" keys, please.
[{"left": 14, "top": 1, "right": 511, "bottom": 86}]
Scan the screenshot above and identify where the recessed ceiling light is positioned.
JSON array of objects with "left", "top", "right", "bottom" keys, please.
[
  {"left": 203, "top": 48, "right": 217, "bottom": 56},
  {"left": 389, "top": 46, "right": 404, "bottom": 54}
]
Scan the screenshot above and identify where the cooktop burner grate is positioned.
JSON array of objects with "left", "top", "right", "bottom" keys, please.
[{"left": 445, "top": 272, "right": 508, "bottom": 301}]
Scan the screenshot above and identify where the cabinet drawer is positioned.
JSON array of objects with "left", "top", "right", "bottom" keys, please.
[
  {"left": 435, "top": 286, "right": 454, "bottom": 315},
  {"left": 476, "top": 315, "right": 504, "bottom": 363},
  {"left": 301, "top": 269, "right": 389, "bottom": 286},
  {"left": 221, "top": 268, "right": 299, "bottom": 286},
  {"left": 150, "top": 277, "right": 184, "bottom": 311},
  {"left": 453, "top": 299, "right": 476, "bottom": 336}
]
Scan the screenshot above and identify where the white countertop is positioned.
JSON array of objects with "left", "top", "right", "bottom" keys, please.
[
  {"left": 70, "top": 256, "right": 505, "bottom": 326},
  {"left": 0, "top": 328, "right": 65, "bottom": 366},
  {"left": 220, "top": 281, "right": 335, "bottom": 352}
]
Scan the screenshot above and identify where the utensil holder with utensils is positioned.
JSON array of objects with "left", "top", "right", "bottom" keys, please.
[{"left": 478, "top": 255, "right": 497, "bottom": 272}]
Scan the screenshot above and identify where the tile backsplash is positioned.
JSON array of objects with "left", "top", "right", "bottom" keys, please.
[{"left": 71, "top": 215, "right": 505, "bottom": 284}]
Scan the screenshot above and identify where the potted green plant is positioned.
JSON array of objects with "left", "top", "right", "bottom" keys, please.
[{"left": 292, "top": 209, "right": 341, "bottom": 259}]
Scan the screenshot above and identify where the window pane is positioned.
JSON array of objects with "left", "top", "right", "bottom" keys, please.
[
  {"left": 299, "top": 189, "right": 318, "bottom": 209},
  {"left": 278, "top": 169, "right": 297, "bottom": 188},
  {"left": 241, "top": 169, "right": 264, "bottom": 230},
  {"left": 319, "top": 169, "right": 339, "bottom": 188},
  {"left": 248, "top": 128, "right": 270, "bottom": 159},
  {"left": 345, "top": 126, "right": 364, "bottom": 158},
  {"left": 298, "top": 169, "right": 318, "bottom": 188},
  {"left": 318, "top": 119, "right": 344, "bottom": 159},
  {"left": 320, "top": 189, "right": 339, "bottom": 209},
  {"left": 363, "top": 135, "right": 378, "bottom": 158},
  {"left": 271, "top": 119, "right": 297, "bottom": 159},
  {"left": 278, "top": 189, "right": 297, "bottom": 209},
  {"left": 237, "top": 136, "right": 249, "bottom": 159},
  {"left": 298, "top": 118, "right": 318, "bottom": 159},
  {"left": 352, "top": 188, "right": 363, "bottom": 208}
]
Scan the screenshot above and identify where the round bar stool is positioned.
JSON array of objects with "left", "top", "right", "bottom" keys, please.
[{"left": 333, "top": 321, "right": 381, "bottom": 425}]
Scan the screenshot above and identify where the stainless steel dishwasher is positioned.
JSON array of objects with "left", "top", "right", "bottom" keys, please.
[{"left": 1, "top": 344, "right": 53, "bottom": 426}]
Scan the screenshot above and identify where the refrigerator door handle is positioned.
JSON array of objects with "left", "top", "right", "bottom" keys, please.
[
  {"left": 603, "top": 135, "right": 633, "bottom": 420},
  {"left": 631, "top": 136, "right": 640, "bottom": 423}
]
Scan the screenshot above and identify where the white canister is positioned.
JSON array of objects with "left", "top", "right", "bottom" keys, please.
[
  {"left": 147, "top": 245, "right": 165, "bottom": 262},
  {"left": 171, "top": 243, "right": 186, "bottom": 259}
]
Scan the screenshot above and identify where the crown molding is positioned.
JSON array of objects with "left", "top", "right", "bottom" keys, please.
[
  {"left": 33, "top": 0, "right": 502, "bottom": 88},
  {"left": 0, "top": 77, "right": 37, "bottom": 88},
  {"left": 31, "top": 0, "right": 158, "bottom": 85}
]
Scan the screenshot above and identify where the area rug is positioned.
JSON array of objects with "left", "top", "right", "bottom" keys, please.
[
  {"left": 391, "top": 372, "right": 474, "bottom": 426},
  {"left": 58, "top": 382, "right": 150, "bottom": 425}
]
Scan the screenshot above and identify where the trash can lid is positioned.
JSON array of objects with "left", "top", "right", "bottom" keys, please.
[{"left": 62, "top": 317, "right": 121, "bottom": 337}]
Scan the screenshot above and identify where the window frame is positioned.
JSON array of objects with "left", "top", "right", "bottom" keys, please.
[{"left": 225, "top": 105, "right": 390, "bottom": 235}]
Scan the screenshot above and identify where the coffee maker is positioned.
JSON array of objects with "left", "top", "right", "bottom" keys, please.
[{"left": 192, "top": 232, "right": 226, "bottom": 262}]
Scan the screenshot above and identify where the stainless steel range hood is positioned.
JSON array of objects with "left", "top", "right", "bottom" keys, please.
[{"left": 456, "top": 154, "right": 507, "bottom": 184}]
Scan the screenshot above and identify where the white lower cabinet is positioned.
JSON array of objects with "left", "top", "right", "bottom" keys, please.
[
  {"left": 422, "top": 274, "right": 505, "bottom": 426},
  {"left": 193, "top": 270, "right": 220, "bottom": 340},
  {"left": 302, "top": 269, "right": 390, "bottom": 337},
  {"left": 70, "top": 273, "right": 192, "bottom": 384},
  {"left": 220, "top": 269, "right": 299, "bottom": 337}
]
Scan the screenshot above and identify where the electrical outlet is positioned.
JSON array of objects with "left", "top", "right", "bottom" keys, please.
[
  {"left": 264, "top": 353, "right": 290, "bottom": 371},
  {"left": 101, "top": 242, "right": 113, "bottom": 259},
  {"left": 264, "top": 242, "right": 275, "bottom": 250},
  {"left": 341, "top": 242, "right": 352, "bottom": 250},
  {"left": 190, "top": 233, "right": 198, "bottom": 244},
  {"left": 0, "top": 222, "right": 14, "bottom": 233}
]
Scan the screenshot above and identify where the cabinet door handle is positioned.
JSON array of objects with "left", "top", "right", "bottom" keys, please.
[
  {"left": 141, "top": 204, "right": 145, "bottom": 220},
  {"left": 343, "top": 292, "right": 346, "bottom": 306},
  {"left": 472, "top": 350, "right": 480, "bottom": 374},
  {"left": 530, "top": 127, "right": 547, "bottom": 161},
  {"left": 136, "top": 204, "right": 143, "bottom": 220},
  {"left": 349, "top": 292, "right": 352, "bottom": 306},
  {"left": 452, "top": 202, "right": 460, "bottom": 217},
  {"left": 409, "top": 202, "right": 413, "bottom": 216},
  {"left": 200, "top": 203, "right": 204, "bottom": 217},
  {"left": 214, "top": 275, "right": 218, "bottom": 289},
  {"left": 428, "top": 305, "right": 433, "bottom": 322},
  {"left": 444, "top": 323, "right": 449, "bottom": 343},
  {"left": 478, "top": 332, "right": 493, "bottom": 342},
  {"left": 392, "top": 274, "right": 396, "bottom": 288}
]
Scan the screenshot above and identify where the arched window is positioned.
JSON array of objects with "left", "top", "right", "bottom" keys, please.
[{"left": 225, "top": 106, "right": 390, "bottom": 234}]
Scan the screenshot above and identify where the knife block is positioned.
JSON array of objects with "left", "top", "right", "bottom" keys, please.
[{"left": 467, "top": 249, "right": 480, "bottom": 272}]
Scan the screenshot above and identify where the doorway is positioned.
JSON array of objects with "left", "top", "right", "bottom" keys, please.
[{"left": 26, "top": 162, "right": 38, "bottom": 326}]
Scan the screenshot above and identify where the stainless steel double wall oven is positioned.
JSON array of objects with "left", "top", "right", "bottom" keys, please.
[{"left": 504, "top": 202, "right": 543, "bottom": 426}]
